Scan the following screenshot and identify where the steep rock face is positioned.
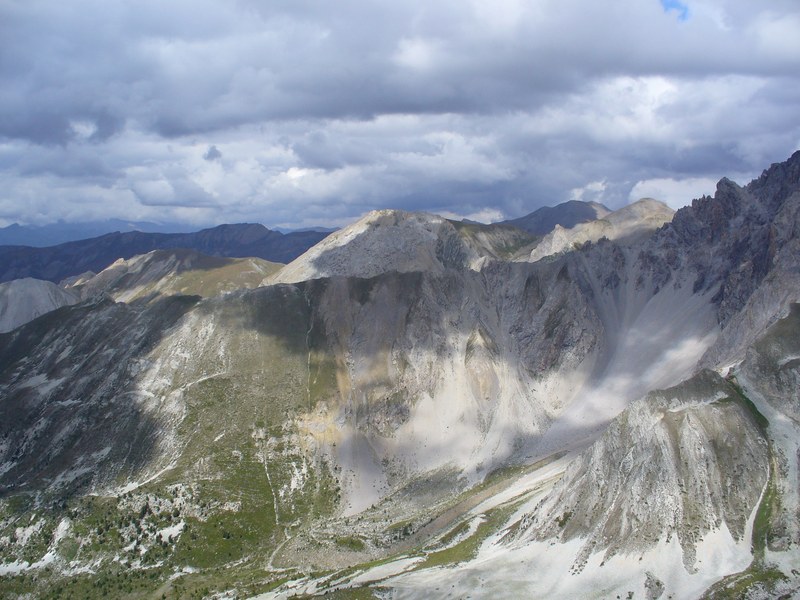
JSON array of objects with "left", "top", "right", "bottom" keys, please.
[
  {"left": 510, "top": 371, "right": 768, "bottom": 572},
  {"left": 275, "top": 235, "right": 721, "bottom": 513},
  {"left": 665, "top": 153, "right": 800, "bottom": 325},
  {"left": 301, "top": 266, "right": 600, "bottom": 512},
  {"left": 527, "top": 198, "right": 674, "bottom": 263},
  {"left": 707, "top": 218, "right": 800, "bottom": 369},
  {"left": 0, "top": 278, "right": 78, "bottom": 333}
]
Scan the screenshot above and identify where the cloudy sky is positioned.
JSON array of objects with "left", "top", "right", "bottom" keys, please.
[{"left": 1, "top": 0, "right": 799, "bottom": 229}]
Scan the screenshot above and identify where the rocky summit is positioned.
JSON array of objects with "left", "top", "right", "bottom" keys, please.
[{"left": 1, "top": 152, "right": 800, "bottom": 599}]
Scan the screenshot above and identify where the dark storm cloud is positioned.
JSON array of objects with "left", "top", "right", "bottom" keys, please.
[
  {"left": 0, "top": 0, "right": 799, "bottom": 227},
  {"left": 203, "top": 145, "right": 222, "bottom": 161}
]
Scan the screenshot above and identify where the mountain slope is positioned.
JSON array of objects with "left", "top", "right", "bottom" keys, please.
[
  {"left": 0, "top": 294, "right": 202, "bottom": 495},
  {"left": 268, "top": 209, "right": 534, "bottom": 284},
  {"left": 65, "top": 249, "right": 281, "bottom": 303},
  {"left": 388, "top": 304, "right": 800, "bottom": 600},
  {"left": 527, "top": 198, "right": 674, "bottom": 262},
  {"left": 0, "top": 278, "right": 78, "bottom": 333},
  {"left": 513, "top": 370, "right": 767, "bottom": 572},
  {"left": 1, "top": 152, "right": 799, "bottom": 598},
  {"left": 0, "top": 223, "right": 329, "bottom": 284},
  {"left": 503, "top": 200, "right": 611, "bottom": 235}
]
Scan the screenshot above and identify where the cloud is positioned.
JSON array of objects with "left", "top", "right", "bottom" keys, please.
[
  {"left": 203, "top": 145, "right": 222, "bottom": 161},
  {"left": 436, "top": 208, "right": 506, "bottom": 223},
  {"left": 570, "top": 180, "right": 608, "bottom": 204},
  {"left": 629, "top": 176, "right": 720, "bottom": 209},
  {"left": 0, "top": 0, "right": 798, "bottom": 228}
]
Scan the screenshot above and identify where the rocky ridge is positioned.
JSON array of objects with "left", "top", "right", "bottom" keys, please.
[
  {"left": 268, "top": 209, "right": 535, "bottom": 284},
  {"left": 510, "top": 370, "right": 769, "bottom": 572}
]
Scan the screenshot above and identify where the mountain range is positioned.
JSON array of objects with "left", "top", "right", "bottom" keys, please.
[
  {"left": 1, "top": 152, "right": 799, "bottom": 599},
  {"left": 0, "top": 219, "right": 200, "bottom": 248},
  {"left": 0, "top": 223, "right": 330, "bottom": 284}
]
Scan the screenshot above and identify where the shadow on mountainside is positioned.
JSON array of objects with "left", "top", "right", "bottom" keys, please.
[
  {"left": 223, "top": 155, "right": 800, "bottom": 505},
  {"left": 0, "top": 293, "right": 200, "bottom": 501},
  {"left": 229, "top": 262, "right": 614, "bottom": 481}
]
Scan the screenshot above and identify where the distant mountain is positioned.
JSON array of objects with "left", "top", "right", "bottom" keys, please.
[
  {"left": 0, "top": 219, "right": 199, "bottom": 247},
  {"left": 0, "top": 223, "right": 330, "bottom": 283},
  {"left": 272, "top": 225, "right": 339, "bottom": 234},
  {"left": 526, "top": 198, "right": 674, "bottom": 262},
  {"left": 0, "top": 248, "right": 281, "bottom": 341},
  {"left": 503, "top": 200, "right": 611, "bottom": 235}
]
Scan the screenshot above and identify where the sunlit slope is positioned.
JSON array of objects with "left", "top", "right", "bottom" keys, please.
[{"left": 66, "top": 248, "right": 282, "bottom": 302}]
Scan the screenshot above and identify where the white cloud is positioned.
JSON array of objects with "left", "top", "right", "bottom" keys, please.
[
  {"left": 436, "top": 208, "right": 506, "bottom": 223},
  {"left": 570, "top": 180, "right": 607, "bottom": 202},
  {"left": 0, "top": 0, "right": 798, "bottom": 228},
  {"left": 749, "top": 12, "right": 800, "bottom": 61},
  {"left": 629, "top": 177, "right": 719, "bottom": 209},
  {"left": 393, "top": 38, "right": 443, "bottom": 71}
]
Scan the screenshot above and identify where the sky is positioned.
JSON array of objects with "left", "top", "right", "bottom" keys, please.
[{"left": 1, "top": 0, "right": 799, "bottom": 230}]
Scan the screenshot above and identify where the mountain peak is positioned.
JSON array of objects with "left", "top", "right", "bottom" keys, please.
[
  {"left": 526, "top": 198, "right": 674, "bottom": 262},
  {"left": 503, "top": 200, "right": 612, "bottom": 235},
  {"left": 268, "top": 209, "right": 467, "bottom": 283}
]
